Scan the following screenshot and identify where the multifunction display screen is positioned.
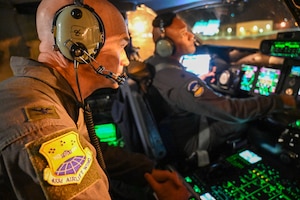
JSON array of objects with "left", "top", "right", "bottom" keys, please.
[
  {"left": 240, "top": 64, "right": 258, "bottom": 92},
  {"left": 253, "top": 67, "right": 281, "bottom": 96}
]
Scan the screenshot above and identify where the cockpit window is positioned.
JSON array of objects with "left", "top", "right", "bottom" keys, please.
[{"left": 177, "top": 0, "right": 299, "bottom": 48}]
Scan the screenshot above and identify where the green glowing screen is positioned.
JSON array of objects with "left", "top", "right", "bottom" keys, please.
[{"left": 94, "top": 123, "right": 118, "bottom": 146}]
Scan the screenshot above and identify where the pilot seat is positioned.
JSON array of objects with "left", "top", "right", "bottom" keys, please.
[{"left": 111, "top": 61, "right": 193, "bottom": 167}]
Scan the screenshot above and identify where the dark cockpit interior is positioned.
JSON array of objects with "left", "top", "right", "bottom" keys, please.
[
  {"left": 88, "top": 1, "right": 300, "bottom": 199},
  {"left": 2, "top": 0, "right": 300, "bottom": 199}
]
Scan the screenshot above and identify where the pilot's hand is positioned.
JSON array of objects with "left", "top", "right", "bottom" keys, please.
[
  {"left": 144, "top": 169, "right": 190, "bottom": 200},
  {"left": 279, "top": 94, "right": 296, "bottom": 108},
  {"left": 200, "top": 66, "right": 216, "bottom": 83}
]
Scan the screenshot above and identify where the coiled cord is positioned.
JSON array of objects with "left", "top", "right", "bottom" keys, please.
[{"left": 84, "top": 104, "right": 107, "bottom": 171}]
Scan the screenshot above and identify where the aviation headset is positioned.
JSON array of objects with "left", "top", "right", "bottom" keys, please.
[
  {"left": 51, "top": 0, "right": 125, "bottom": 85},
  {"left": 52, "top": 1, "right": 112, "bottom": 170},
  {"left": 52, "top": 0, "right": 105, "bottom": 63},
  {"left": 153, "top": 12, "right": 176, "bottom": 57}
]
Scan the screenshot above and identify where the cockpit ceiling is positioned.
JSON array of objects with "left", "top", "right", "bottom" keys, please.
[
  {"left": 133, "top": 0, "right": 222, "bottom": 13},
  {"left": 7, "top": 0, "right": 300, "bottom": 21},
  {"left": 7, "top": 0, "right": 222, "bottom": 14}
]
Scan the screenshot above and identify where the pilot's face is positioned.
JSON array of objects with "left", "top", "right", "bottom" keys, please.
[
  {"left": 93, "top": 34, "right": 129, "bottom": 87},
  {"left": 166, "top": 17, "right": 196, "bottom": 57},
  {"left": 82, "top": 0, "right": 129, "bottom": 88},
  {"left": 120, "top": 49, "right": 130, "bottom": 68}
]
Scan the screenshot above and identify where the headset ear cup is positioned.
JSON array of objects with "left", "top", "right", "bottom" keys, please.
[
  {"left": 155, "top": 36, "right": 175, "bottom": 57},
  {"left": 52, "top": 4, "right": 105, "bottom": 63}
]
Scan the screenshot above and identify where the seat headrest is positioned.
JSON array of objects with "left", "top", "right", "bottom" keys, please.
[{"left": 125, "top": 61, "right": 155, "bottom": 93}]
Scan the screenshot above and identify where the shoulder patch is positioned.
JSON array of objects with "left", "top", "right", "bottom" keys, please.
[
  {"left": 26, "top": 129, "right": 102, "bottom": 200},
  {"left": 187, "top": 80, "right": 204, "bottom": 97},
  {"left": 39, "top": 131, "right": 93, "bottom": 186},
  {"left": 24, "top": 105, "right": 59, "bottom": 121}
]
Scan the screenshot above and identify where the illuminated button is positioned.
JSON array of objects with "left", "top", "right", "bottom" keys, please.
[{"left": 285, "top": 88, "right": 294, "bottom": 95}]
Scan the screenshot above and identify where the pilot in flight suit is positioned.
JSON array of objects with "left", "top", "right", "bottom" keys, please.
[
  {"left": 0, "top": 1, "right": 190, "bottom": 200},
  {"left": 145, "top": 12, "right": 296, "bottom": 166}
]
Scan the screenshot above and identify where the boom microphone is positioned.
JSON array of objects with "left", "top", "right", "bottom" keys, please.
[
  {"left": 193, "top": 33, "right": 203, "bottom": 46},
  {"left": 73, "top": 44, "right": 126, "bottom": 85},
  {"left": 65, "top": 40, "right": 126, "bottom": 84},
  {"left": 94, "top": 65, "right": 126, "bottom": 85}
]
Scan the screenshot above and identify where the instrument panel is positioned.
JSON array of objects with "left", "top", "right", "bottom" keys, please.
[
  {"left": 238, "top": 63, "right": 300, "bottom": 97},
  {"left": 181, "top": 148, "right": 300, "bottom": 200},
  {"left": 239, "top": 64, "right": 283, "bottom": 96},
  {"left": 211, "top": 61, "right": 300, "bottom": 100},
  {"left": 205, "top": 38, "right": 300, "bottom": 168}
]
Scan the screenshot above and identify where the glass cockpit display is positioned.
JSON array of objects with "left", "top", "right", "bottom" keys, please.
[
  {"left": 240, "top": 64, "right": 258, "bottom": 92},
  {"left": 180, "top": 54, "right": 211, "bottom": 76},
  {"left": 290, "top": 65, "right": 300, "bottom": 77},
  {"left": 253, "top": 67, "right": 281, "bottom": 96},
  {"left": 238, "top": 64, "right": 283, "bottom": 97}
]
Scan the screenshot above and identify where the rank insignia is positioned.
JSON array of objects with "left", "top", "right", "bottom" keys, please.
[
  {"left": 187, "top": 80, "right": 204, "bottom": 97},
  {"left": 39, "top": 131, "right": 93, "bottom": 186},
  {"left": 24, "top": 105, "right": 59, "bottom": 121}
]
